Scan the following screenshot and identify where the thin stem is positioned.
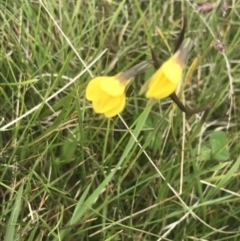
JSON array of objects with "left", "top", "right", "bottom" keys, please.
[
  {"left": 174, "top": 14, "right": 187, "bottom": 53},
  {"left": 169, "top": 92, "right": 210, "bottom": 115}
]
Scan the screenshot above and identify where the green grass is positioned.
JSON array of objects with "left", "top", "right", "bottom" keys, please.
[{"left": 1, "top": 0, "right": 240, "bottom": 240}]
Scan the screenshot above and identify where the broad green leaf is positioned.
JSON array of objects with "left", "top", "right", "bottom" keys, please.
[
  {"left": 199, "top": 145, "right": 211, "bottom": 161},
  {"left": 209, "top": 131, "right": 230, "bottom": 161}
]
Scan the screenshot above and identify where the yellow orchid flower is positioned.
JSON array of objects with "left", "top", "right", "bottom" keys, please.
[
  {"left": 85, "top": 60, "right": 153, "bottom": 118},
  {"left": 146, "top": 38, "right": 193, "bottom": 99}
]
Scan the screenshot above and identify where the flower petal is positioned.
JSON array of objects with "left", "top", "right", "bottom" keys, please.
[
  {"left": 92, "top": 94, "right": 109, "bottom": 113},
  {"left": 146, "top": 73, "right": 177, "bottom": 99},
  {"left": 154, "top": 81, "right": 177, "bottom": 98},
  {"left": 145, "top": 54, "right": 182, "bottom": 99},
  {"left": 104, "top": 94, "right": 126, "bottom": 118},
  {"left": 92, "top": 94, "right": 119, "bottom": 113},
  {"left": 161, "top": 54, "right": 183, "bottom": 84},
  {"left": 101, "top": 77, "right": 126, "bottom": 96},
  {"left": 148, "top": 67, "right": 164, "bottom": 90},
  {"left": 86, "top": 77, "right": 106, "bottom": 101}
]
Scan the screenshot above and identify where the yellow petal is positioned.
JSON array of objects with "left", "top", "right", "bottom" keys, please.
[
  {"left": 161, "top": 54, "right": 183, "bottom": 84},
  {"left": 86, "top": 77, "right": 106, "bottom": 101},
  {"left": 101, "top": 77, "right": 126, "bottom": 96},
  {"left": 92, "top": 93, "right": 121, "bottom": 113},
  {"left": 146, "top": 74, "right": 177, "bottom": 99},
  {"left": 154, "top": 80, "right": 177, "bottom": 98},
  {"left": 104, "top": 94, "right": 126, "bottom": 118},
  {"left": 148, "top": 68, "right": 164, "bottom": 90},
  {"left": 92, "top": 94, "right": 109, "bottom": 113}
]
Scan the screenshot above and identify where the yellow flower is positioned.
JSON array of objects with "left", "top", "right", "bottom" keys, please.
[
  {"left": 146, "top": 38, "right": 193, "bottom": 99},
  {"left": 86, "top": 75, "right": 129, "bottom": 118},
  {"left": 86, "top": 60, "right": 153, "bottom": 118}
]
